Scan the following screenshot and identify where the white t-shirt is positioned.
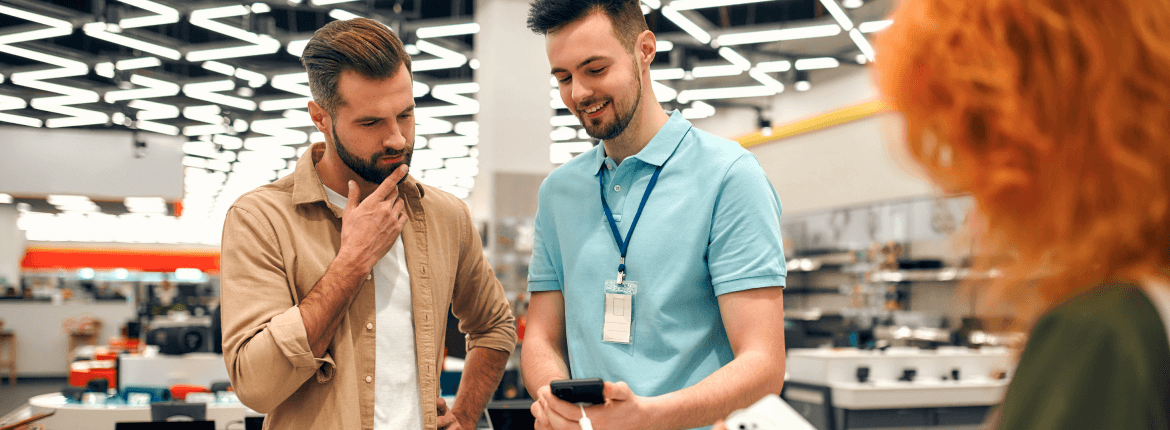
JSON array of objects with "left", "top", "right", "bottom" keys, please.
[{"left": 325, "top": 186, "right": 423, "bottom": 430}]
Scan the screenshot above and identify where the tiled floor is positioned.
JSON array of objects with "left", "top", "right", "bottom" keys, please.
[{"left": 0, "top": 377, "right": 66, "bottom": 418}]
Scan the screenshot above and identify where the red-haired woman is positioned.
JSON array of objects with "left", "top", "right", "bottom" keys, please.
[{"left": 875, "top": 0, "right": 1170, "bottom": 428}]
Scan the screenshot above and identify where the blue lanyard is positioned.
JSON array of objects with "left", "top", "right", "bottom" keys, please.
[{"left": 600, "top": 165, "right": 663, "bottom": 284}]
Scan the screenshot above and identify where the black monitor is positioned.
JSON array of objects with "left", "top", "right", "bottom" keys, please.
[
  {"left": 150, "top": 402, "right": 207, "bottom": 422},
  {"left": 486, "top": 399, "right": 535, "bottom": 430}
]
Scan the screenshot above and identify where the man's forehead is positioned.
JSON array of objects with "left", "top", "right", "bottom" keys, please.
[{"left": 334, "top": 68, "right": 413, "bottom": 115}]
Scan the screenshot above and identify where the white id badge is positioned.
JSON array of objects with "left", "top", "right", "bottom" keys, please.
[{"left": 603, "top": 280, "right": 637, "bottom": 344}]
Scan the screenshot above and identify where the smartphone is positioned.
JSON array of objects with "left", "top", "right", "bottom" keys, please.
[{"left": 550, "top": 378, "right": 605, "bottom": 405}]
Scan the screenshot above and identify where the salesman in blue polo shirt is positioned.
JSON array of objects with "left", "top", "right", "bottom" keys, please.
[{"left": 520, "top": 1, "right": 788, "bottom": 429}]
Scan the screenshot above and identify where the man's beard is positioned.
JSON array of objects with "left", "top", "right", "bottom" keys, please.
[
  {"left": 580, "top": 65, "right": 643, "bottom": 141},
  {"left": 332, "top": 124, "right": 412, "bottom": 185}
]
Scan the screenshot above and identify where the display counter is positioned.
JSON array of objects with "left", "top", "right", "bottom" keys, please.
[
  {"left": 0, "top": 301, "right": 136, "bottom": 377},
  {"left": 783, "top": 347, "right": 1013, "bottom": 430},
  {"left": 28, "top": 393, "right": 254, "bottom": 430}
]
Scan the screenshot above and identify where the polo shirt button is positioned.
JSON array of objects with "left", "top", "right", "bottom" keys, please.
[
  {"left": 366, "top": 322, "right": 373, "bottom": 330},
  {"left": 614, "top": 185, "right": 621, "bottom": 192},
  {"left": 365, "top": 376, "right": 372, "bottom": 383}
]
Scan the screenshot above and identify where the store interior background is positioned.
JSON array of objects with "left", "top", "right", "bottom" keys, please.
[{"left": 0, "top": 0, "right": 1018, "bottom": 428}]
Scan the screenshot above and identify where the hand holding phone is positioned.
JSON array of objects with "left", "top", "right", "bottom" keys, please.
[{"left": 549, "top": 378, "right": 605, "bottom": 405}]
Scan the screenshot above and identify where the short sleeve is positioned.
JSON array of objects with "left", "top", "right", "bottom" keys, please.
[
  {"left": 528, "top": 180, "right": 563, "bottom": 292},
  {"left": 707, "top": 153, "right": 787, "bottom": 296},
  {"left": 998, "top": 308, "right": 1157, "bottom": 430}
]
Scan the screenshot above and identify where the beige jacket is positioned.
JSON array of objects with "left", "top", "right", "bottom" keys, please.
[{"left": 220, "top": 142, "right": 517, "bottom": 430}]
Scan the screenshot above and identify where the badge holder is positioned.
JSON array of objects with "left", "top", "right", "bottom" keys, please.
[{"left": 603, "top": 271, "right": 636, "bottom": 345}]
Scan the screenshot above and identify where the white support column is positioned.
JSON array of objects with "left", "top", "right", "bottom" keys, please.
[
  {"left": 473, "top": 0, "right": 556, "bottom": 295},
  {"left": 0, "top": 204, "right": 25, "bottom": 289}
]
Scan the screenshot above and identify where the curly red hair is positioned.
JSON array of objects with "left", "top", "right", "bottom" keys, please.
[{"left": 876, "top": 0, "right": 1170, "bottom": 321}]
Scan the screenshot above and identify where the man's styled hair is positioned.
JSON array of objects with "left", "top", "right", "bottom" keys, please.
[
  {"left": 300, "top": 18, "right": 412, "bottom": 116},
  {"left": 527, "top": 0, "right": 649, "bottom": 52}
]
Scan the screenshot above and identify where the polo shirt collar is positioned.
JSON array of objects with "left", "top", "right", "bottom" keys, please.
[
  {"left": 292, "top": 142, "right": 425, "bottom": 215},
  {"left": 593, "top": 110, "right": 691, "bottom": 174}
]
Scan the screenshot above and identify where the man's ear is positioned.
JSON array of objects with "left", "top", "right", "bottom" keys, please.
[
  {"left": 637, "top": 30, "right": 657, "bottom": 68},
  {"left": 308, "top": 101, "right": 331, "bottom": 137}
]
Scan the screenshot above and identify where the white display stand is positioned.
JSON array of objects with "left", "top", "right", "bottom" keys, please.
[
  {"left": 118, "top": 352, "right": 230, "bottom": 390},
  {"left": 28, "top": 393, "right": 254, "bottom": 430}
]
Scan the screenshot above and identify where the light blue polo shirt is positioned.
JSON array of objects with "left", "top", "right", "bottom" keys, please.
[{"left": 528, "top": 111, "right": 786, "bottom": 400}]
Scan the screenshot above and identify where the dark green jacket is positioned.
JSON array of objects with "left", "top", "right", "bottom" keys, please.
[{"left": 999, "top": 284, "right": 1170, "bottom": 429}]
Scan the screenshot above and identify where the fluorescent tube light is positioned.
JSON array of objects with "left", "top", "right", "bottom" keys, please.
[
  {"left": 749, "top": 69, "right": 785, "bottom": 92},
  {"left": 183, "top": 80, "right": 258, "bottom": 110},
  {"left": 116, "top": 57, "right": 162, "bottom": 70},
  {"left": 795, "top": 57, "right": 840, "bottom": 70},
  {"left": 718, "top": 47, "right": 752, "bottom": 70},
  {"left": 850, "top": 29, "right": 876, "bottom": 62},
  {"left": 328, "top": 9, "right": 362, "bottom": 20},
  {"left": 83, "top": 23, "right": 181, "bottom": 60},
  {"left": 287, "top": 39, "right": 309, "bottom": 57},
  {"left": 260, "top": 98, "right": 312, "bottom": 111},
  {"left": 105, "top": 74, "right": 181, "bottom": 102},
  {"left": 859, "top": 20, "right": 892, "bottom": 33},
  {"left": 669, "top": 0, "right": 772, "bottom": 10},
  {"left": 413, "top": 40, "right": 468, "bottom": 71},
  {"left": 692, "top": 64, "right": 743, "bottom": 78},
  {"left": 117, "top": 0, "right": 180, "bottom": 28},
  {"left": 677, "top": 85, "right": 778, "bottom": 103},
  {"left": 716, "top": 25, "right": 840, "bottom": 46},
  {"left": 661, "top": 6, "right": 711, "bottom": 44},
  {"left": 650, "top": 68, "right": 686, "bottom": 80},
  {"left": 202, "top": 61, "right": 236, "bottom": 76},
  {"left": 756, "top": 60, "right": 792, "bottom": 73},
  {"left": 0, "top": 4, "right": 72, "bottom": 44},
  {"left": 652, "top": 81, "right": 676, "bottom": 102},
  {"left": 234, "top": 68, "right": 267, "bottom": 87},
  {"left": 416, "top": 23, "right": 480, "bottom": 39},
  {"left": 818, "top": 0, "right": 854, "bottom": 31}
]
